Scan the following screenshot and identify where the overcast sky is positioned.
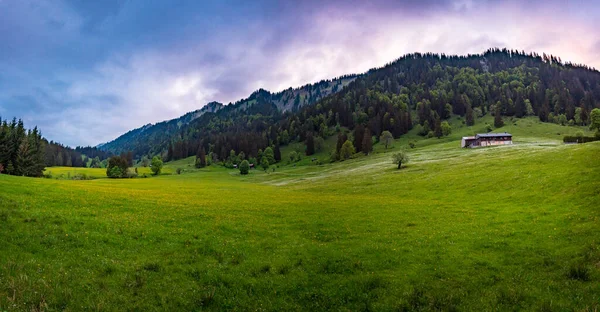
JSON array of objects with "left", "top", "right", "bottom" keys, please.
[{"left": 0, "top": 0, "right": 598, "bottom": 147}]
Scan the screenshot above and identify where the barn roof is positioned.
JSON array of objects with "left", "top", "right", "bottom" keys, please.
[{"left": 476, "top": 132, "right": 512, "bottom": 138}]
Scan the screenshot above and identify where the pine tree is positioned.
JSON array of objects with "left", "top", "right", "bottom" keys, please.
[
  {"left": 126, "top": 151, "right": 134, "bottom": 167},
  {"left": 274, "top": 142, "right": 281, "bottom": 162},
  {"left": 494, "top": 108, "right": 505, "bottom": 128},
  {"left": 15, "top": 139, "right": 31, "bottom": 176},
  {"left": 0, "top": 119, "right": 9, "bottom": 169},
  {"left": 336, "top": 132, "right": 347, "bottom": 154},
  {"left": 361, "top": 128, "right": 372, "bottom": 155},
  {"left": 353, "top": 124, "right": 365, "bottom": 153},
  {"left": 465, "top": 103, "right": 474, "bottom": 126},
  {"left": 433, "top": 116, "right": 442, "bottom": 138},
  {"left": 195, "top": 147, "right": 207, "bottom": 168},
  {"left": 167, "top": 143, "right": 173, "bottom": 161},
  {"left": 28, "top": 127, "right": 45, "bottom": 176},
  {"left": 6, "top": 161, "right": 14, "bottom": 175},
  {"left": 305, "top": 132, "right": 315, "bottom": 156}
]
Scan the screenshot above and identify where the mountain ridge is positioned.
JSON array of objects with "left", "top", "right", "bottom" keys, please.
[
  {"left": 99, "top": 48, "right": 600, "bottom": 160},
  {"left": 98, "top": 75, "right": 358, "bottom": 153}
]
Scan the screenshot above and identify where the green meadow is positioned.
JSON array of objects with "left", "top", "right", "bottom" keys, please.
[{"left": 1, "top": 120, "right": 599, "bottom": 311}]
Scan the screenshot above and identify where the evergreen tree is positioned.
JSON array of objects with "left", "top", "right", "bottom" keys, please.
[
  {"left": 167, "top": 143, "right": 173, "bottom": 161},
  {"left": 494, "top": 108, "right": 505, "bottom": 128},
  {"left": 336, "top": 132, "right": 347, "bottom": 154},
  {"left": 361, "top": 128, "right": 373, "bottom": 154},
  {"left": 305, "top": 132, "right": 315, "bottom": 156},
  {"left": 465, "top": 103, "right": 475, "bottom": 126},
  {"left": 195, "top": 147, "right": 207, "bottom": 168},
  {"left": 353, "top": 124, "right": 365, "bottom": 153},
  {"left": 274, "top": 143, "right": 281, "bottom": 162},
  {"left": 433, "top": 116, "right": 442, "bottom": 138}
]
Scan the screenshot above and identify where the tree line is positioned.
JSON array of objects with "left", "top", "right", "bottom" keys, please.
[
  {"left": 0, "top": 117, "right": 45, "bottom": 177},
  {"left": 0, "top": 117, "right": 118, "bottom": 177}
]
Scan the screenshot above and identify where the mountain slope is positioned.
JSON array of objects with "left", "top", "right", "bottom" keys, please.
[
  {"left": 102, "top": 48, "right": 600, "bottom": 161},
  {"left": 99, "top": 76, "right": 357, "bottom": 156}
]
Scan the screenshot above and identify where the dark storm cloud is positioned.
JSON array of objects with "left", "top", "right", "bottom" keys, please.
[{"left": 0, "top": 0, "right": 598, "bottom": 146}]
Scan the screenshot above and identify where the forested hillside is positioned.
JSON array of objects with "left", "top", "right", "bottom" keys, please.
[
  {"left": 101, "top": 48, "right": 599, "bottom": 164},
  {"left": 99, "top": 76, "right": 357, "bottom": 157}
]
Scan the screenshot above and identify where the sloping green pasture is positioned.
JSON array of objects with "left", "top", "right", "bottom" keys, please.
[{"left": 1, "top": 133, "right": 599, "bottom": 310}]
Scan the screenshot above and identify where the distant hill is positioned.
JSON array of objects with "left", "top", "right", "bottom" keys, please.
[
  {"left": 100, "top": 48, "right": 600, "bottom": 161},
  {"left": 99, "top": 76, "right": 357, "bottom": 155}
]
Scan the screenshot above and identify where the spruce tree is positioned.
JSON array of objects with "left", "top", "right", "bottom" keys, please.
[
  {"left": 353, "top": 124, "right": 365, "bottom": 153},
  {"left": 466, "top": 104, "right": 474, "bottom": 126},
  {"left": 274, "top": 143, "right": 281, "bottom": 162},
  {"left": 494, "top": 108, "right": 505, "bottom": 128},
  {"left": 305, "top": 132, "right": 315, "bottom": 156},
  {"left": 361, "top": 128, "right": 372, "bottom": 155},
  {"left": 195, "top": 147, "right": 207, "bottom": 168}
]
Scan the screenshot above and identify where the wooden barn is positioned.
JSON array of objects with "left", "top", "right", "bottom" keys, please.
[{"left": 461, "top": 132, "right": 512, "bottom": 148}]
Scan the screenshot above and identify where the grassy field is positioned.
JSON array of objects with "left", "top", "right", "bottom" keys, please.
[{"left": 1, "top": 122, "right": 599, "bottom": 311}]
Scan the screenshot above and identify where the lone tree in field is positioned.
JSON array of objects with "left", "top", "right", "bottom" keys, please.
[
  {"left": 380, "top": 131, "right": 393, "bottom": 149},
  {"left": 106, "top": 156, "right": 129, "bottom": 178},
  {"left": 392, "top": 151, "right": 409, "bottom": 169},
  {"left": 239, "top": 160, "right": 250, "bottom": 175},
  {"left": 151, "top": 156, "right": 163, "bottom": 175}
]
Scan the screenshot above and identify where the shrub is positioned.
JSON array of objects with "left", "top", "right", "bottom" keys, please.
[
  {"left": 239, "top": 160, "right": 250, "bottom": 175},
  {"left": 563, "top": 135, "right": 600, "bottom": 144},
  {"left": 176, "top": 168, "right": 182, "bottom": 175}
]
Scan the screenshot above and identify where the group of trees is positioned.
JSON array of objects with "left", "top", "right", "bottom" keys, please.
[
  {"left": 0, "top": 118, "right": 45, "bottom": 177},
  {"left": 105, "top": 154, "right": 163, "bottom": 178}
]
